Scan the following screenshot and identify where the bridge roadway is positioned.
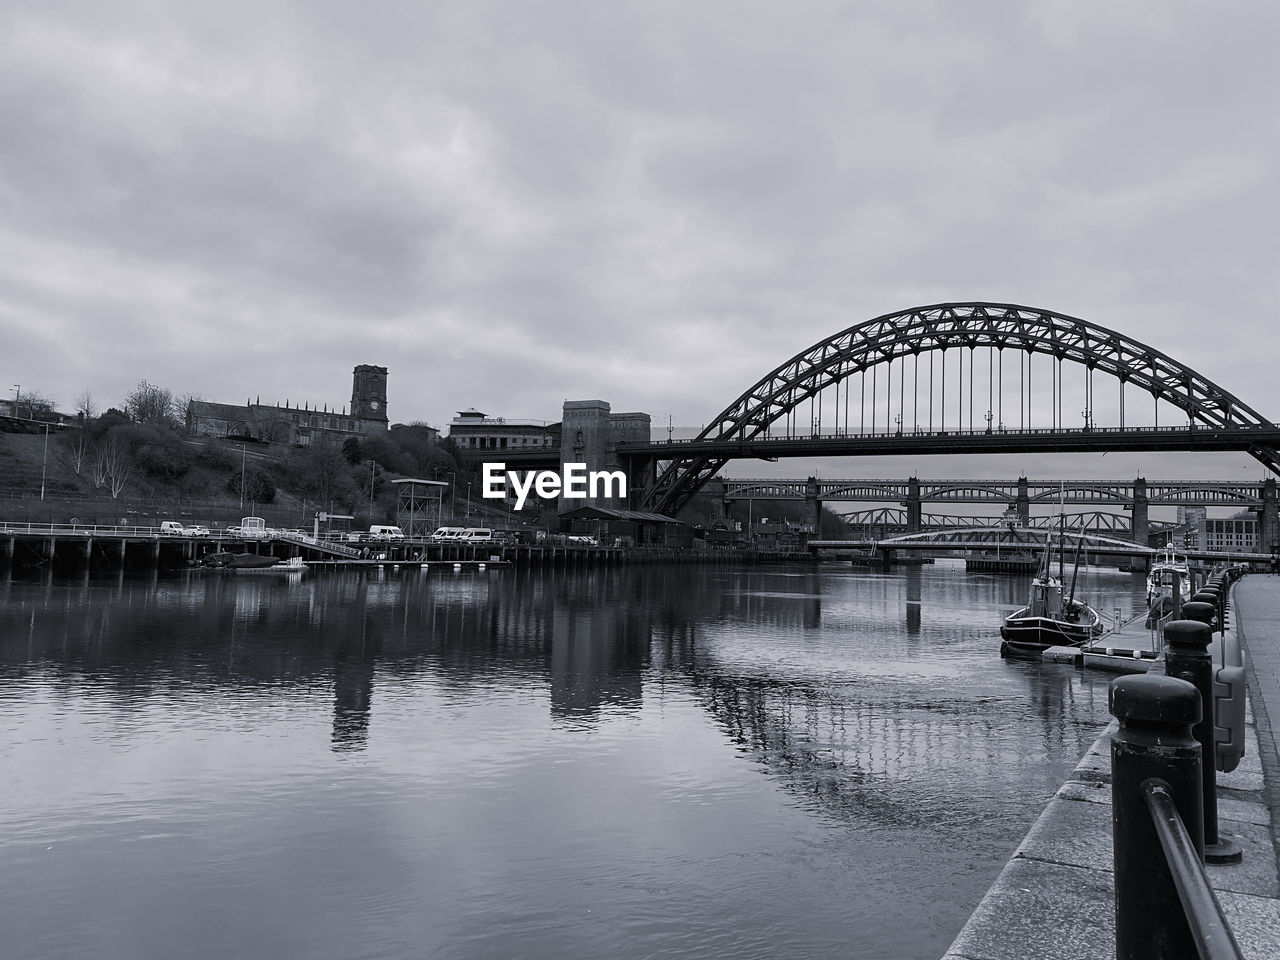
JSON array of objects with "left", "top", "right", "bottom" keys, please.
[
  {"left": 806, "top": 530, "right": 1272, "bottom": 566},
  {"left": 716, "top": 475, "right": 1272, "bottom": 506},
  {"left": 618, "top": 424, "right": 1280, "bottom": 462}
]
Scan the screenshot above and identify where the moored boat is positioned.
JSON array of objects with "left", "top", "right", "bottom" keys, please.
[
  {"left": 202, "top": 551, "right": 289, "bottom": 570},
  {"left": 1000, "top": 529, "right": 1104, "bottom": 658},
  {"left": 1146, "top": 544, "right": 1191, "bottom": 608}
]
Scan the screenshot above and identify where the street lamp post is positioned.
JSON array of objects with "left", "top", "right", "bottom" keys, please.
[
  {"left": 368, "top": 460, "right": 376, "bottom": 519},
  {"left": 11, "top": 384, "right": 18, "bottom": 419},
  {"left": 240, "top": 442, "right": 246, "bottom": 509},
  {"left": 433, "top": 468, "right": 457, "bottom": 522},
  {"left": 40, "top": 422, "right": 49, "bottom": 500}
]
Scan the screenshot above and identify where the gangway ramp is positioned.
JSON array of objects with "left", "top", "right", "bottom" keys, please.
[{"left": 273, "top": 529, "right": 361, "bottom": 559}]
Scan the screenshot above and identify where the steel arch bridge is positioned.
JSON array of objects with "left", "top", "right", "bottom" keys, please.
[
  {"left": 837, "top": 508, "right": 1178, "bottom": 538},
  {"left": 631, "top": 302, "right": 1280, "bottom": 515}
]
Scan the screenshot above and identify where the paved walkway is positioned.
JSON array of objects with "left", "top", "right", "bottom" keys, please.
[
  {"left": 942, "top": 575, "right": 1280, "bottom": 960},
  {"left": 1234, "top": 577, "right": 1280, "bottom": 858}
]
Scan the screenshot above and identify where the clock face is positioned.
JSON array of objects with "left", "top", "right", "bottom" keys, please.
[{"left": 369, "top": 399, "right": 380, "bottom": 411}]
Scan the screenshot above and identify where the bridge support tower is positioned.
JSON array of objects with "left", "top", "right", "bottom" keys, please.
[
  {"left": 1258, "top": 477, "right": 1279, "bottom": 558},
  {"left": 903, "top": 477, "right": 922, "bottom": 534},
  {"left": 805, "top": 476, "right": 822, "bottom": 541},
  {"left": 1016, "top": 477, "right": 1030, "bottom": 526},
  {"left": 560, "top": 401, "right": 652, "bottom": 513},
  {"left": 1129, "top": 477, "right": 1150, "bottom": 570}
]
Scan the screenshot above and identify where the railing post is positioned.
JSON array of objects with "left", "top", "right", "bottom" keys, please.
[
  {"left": 1111, "top": 673, "right": 1203, "bottom": 960},
  {"left": 1163, "top": 618, "right": 1242, "bottom": 864}
]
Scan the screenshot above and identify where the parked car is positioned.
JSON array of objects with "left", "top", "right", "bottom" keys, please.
[
  {"left": 160, "top": 521, "right": 185, "bottom": 535},
  {"left": 431, "top": 527, "right": 466, "bottom": 542},
  {"left": 184, "top": 525, "right": 211, "bottom": 537},
  {"left": 459, "top": 527, "right": 495, "bottom": 544}
]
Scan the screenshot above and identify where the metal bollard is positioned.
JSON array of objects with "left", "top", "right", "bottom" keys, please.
[
  {"left": 1111, "top": 673, "right": 1203, "bottom": 960},
  {"left": 1163, "top": 619, "right": 1242, "bottom": 864},
  {"left": 1191, "top": 590, "right": 1220, "bottom": 631},
  {"left": 1182, "top": 600, "right": 1215, "bottom": 630}
]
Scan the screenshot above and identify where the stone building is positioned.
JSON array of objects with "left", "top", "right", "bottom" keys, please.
[
  {"left": 558, "top": 400, "right": 652, "bottom": 512},
  {"left": 186, "top": 365, "right": 390, "bottom": 445},
  {"left": 446, "top": 409, "right": 561, "bottom": 452}
]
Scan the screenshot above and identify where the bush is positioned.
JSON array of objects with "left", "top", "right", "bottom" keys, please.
[
  {"left": 120, "top": 423, "right": 192, "bottom": 480},
  {"left": 227, "top": 465, "right": 276, "bottom": 503}
]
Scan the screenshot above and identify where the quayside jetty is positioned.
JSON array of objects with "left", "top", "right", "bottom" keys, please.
[
  {"left": 944, "top": 573, "right": 1280, "bottom": 959},
  {"left": 0, "top": 521, "right": 812, "bottom": 574}
]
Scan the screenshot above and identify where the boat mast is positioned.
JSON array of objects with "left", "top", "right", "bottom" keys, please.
[
  {"left": 1057, "top": 509, "right": 1065, "bottom": 583},
  {"left": 1067, "top": 528, "right": 1086, "bottom": 604}
]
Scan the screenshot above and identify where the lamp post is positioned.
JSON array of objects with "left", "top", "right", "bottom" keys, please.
[
  {"left": 465, "top": 481, "right": 472, "bottom": 521},
  {"left": 40, "top": 422, "right": 49, "bottom": 500},
  {"left": 433, "top": 468, "right": 457, "bottom": 522},
  {"left": 11, "top": 384, "right": 18, "bottom": 419},
  {"left": 240, "top": 442, "right": 246, "bottom": 509},
  {"left": 367, "top": 460, "right": 376, "bottom": 520}
]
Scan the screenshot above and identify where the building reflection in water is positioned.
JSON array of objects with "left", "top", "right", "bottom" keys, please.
[{"left": 0, "top": 561, "right": 1131, "bottom": 803}]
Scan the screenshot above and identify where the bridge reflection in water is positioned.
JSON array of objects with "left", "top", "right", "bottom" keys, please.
[{"left": 0, "top": 563, "right": 1146, "bottom": 960}]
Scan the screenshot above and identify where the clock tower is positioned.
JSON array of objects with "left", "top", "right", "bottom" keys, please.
[{"left": 351, "top": 364, "right": 389, "bottom": 429}]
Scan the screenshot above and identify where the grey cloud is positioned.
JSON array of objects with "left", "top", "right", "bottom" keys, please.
[{"left": 1, "top": 0, "right": 1274, "bottom": 465}]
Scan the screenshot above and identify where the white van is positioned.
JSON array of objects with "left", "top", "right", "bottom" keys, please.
[
  {"left": 160, "top": 521, "right": 185, "bottom": 535},
  {"left": 431, "top": 527, "right": 466, "bottom": 542},
  {"left": 368, "top": 525, "right": 405, "bottom": 541},
  {"left": 459, "top": 527, "right": 494, "bottom": 544}
]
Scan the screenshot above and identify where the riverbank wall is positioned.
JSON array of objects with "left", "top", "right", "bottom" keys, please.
[{"left": 942, "top": 579, "right": 1280, "bottom": 960}]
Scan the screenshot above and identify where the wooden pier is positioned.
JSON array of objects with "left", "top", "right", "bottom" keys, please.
[{"left": 0, "top": 522, "right": 816, "bottom": 575}]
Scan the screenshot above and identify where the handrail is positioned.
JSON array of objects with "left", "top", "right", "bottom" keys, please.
[
  {"left": 626, "top": 422, "right": 1280, "bottom": 446},
  {"left": 1143, "top": 781, "right": 1244, "bottom": 960}
]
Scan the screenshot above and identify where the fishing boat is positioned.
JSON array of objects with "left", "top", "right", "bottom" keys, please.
[
  {"left": 1000, "top": 527, "right": 1104, "bottom": 658},
  {"left": 1146, "top": 544, "right": 1191, "bottom": 607}
]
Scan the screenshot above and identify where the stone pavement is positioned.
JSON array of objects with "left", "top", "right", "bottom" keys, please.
[
  {"left": 941, "top": 576, "right": 1280, "bottom": 960},
  {"left": 1236, "top": 576, "right": 1280, "bottom": 859}
]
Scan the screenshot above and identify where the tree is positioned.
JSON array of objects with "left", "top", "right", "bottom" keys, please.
[
  {"left": 123, "top": 423, "right": 192, "bottom": 480},
  {"left": 93, "top": 434, "right": 132, "bottom": 497},
  {"left": 284, "top": 442, "right": 356, "bottom": 509},
  {"left": 124, "top": 380, "right": 178, "bottom": 428},
  {"left": 74, "top": 389, "right": 97, "bottom": 420},
  {"left": 341, "top": 435, "right": 364, "bottom": 464},
  {"left": 91, "top": 443, "right": 111, "bottom": 489},
  {"left": 14, "top": 388, "right": 57, "bottom": 422},
  {"left": 61, "top": 427, "right": 91, "bottom": 476},
  {"left": 227, "top": 465, "right": 276, "bottom": 504}
]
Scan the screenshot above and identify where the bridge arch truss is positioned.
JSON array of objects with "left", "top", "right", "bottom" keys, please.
[{"left": 642, "top": 302, "right": 1279, "bottom": 514}]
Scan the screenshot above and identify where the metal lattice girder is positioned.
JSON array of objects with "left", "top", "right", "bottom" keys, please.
[
  {"left": 724, "top": 477, "right": 1266, "bottom": 506},
  {"left": 644, "top": 302, "right": 1280, "bottom": 513}
]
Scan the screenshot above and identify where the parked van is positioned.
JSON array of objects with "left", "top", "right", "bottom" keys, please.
[
  {"left": 459, "top": 527, "right": 494, "bottom": 544},
  {"left": 368, "top": 525, "right": 405, "bottom": 541},
  {"left": 431, "top": 527, "right": 466, "bottom": 542},
  {"left": 160, "top": 521, "right": 185, "bottom": 535}
]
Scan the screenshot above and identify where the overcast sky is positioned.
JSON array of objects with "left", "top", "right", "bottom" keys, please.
[{"left": 2, "top": 1, "right": 1275, "bottom": 484}]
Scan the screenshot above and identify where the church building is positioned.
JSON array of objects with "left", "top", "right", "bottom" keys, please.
[{"left": 186, "top": 365, "right": 390, "bottom": 445}]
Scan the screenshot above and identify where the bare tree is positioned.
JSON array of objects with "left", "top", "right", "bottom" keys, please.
[
  {"left": 103, "top": 434, "right": 132, "bottom": 498},
  {"left": 91, "top": 444, "right": 111, "bottom": 488},
  {"left": 124, "top": 380, "right": 178, "bottom": 428},
  {"left": 63, "top": 428, "right": 91, "bottom": 475},
  {"left": 74, "top": 389, "right": 97, "bottom": 420},
  {"left": 15, "top": 388, "right": 57, "bottom": 421},
  {"left": 174, "top": 391, "right": 203, "bottom": 433}
]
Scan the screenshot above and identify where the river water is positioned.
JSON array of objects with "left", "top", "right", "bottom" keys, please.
[{"left": 0, "top": 560, "right": 1149, "bottom": 960}]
